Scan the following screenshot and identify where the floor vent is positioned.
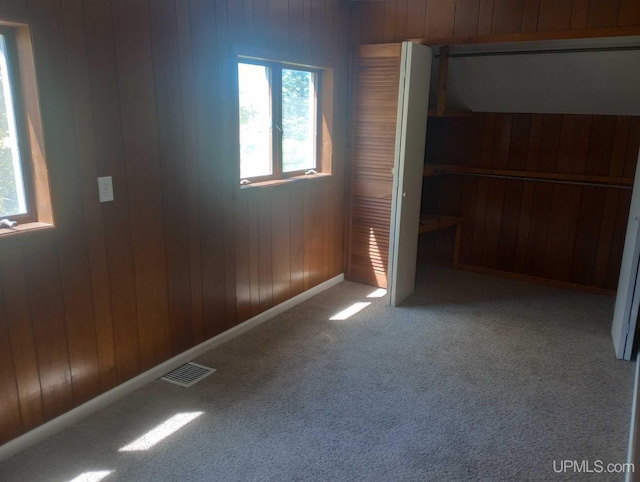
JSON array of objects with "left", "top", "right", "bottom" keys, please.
[{"left": 160, "top": 362, "right": 216, "bottom": 387}]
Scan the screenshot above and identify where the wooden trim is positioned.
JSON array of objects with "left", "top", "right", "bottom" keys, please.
[
  {"left": 415, "top": 26, "right": 640, "bottom": 47},
  {"left": 13, "top": 23, "right": 53, "bottom": 226},
  {"left": 436, "top": 46, "right": 448, "bottom": 117},
  {"left": 424, "top": 163, "right": 634, "bottom": 187},
  {"left": 457, "top": 263, "right": 617, "bottom": 296}
]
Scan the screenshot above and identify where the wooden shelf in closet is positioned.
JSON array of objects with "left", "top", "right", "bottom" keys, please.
[{"left": 422, "top": 163, "right": 634, "bottom": 187}]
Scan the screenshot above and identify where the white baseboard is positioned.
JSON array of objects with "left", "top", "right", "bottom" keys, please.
[{"left": 0, "top": 273, "right": 344, "bottom": 462}]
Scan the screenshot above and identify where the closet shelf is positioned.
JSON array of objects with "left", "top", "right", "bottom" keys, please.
[
  {"left": 419, "top": 214, "right": 463, "bottom": 234},
  {"left": 423, "top": 163, "right": 634, "bottom": 188}
]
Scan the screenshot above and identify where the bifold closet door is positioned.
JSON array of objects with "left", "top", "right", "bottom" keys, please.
[
  {"left": 612, "top": 147, "right": 640, "bottom": 360},
  {"left": 347, "top": 43, "right": 403, "bottom": 288},
  {"left": 388, "top": 42, "right": 432, "bottom": 307}
]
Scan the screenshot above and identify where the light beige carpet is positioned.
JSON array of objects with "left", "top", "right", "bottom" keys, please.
[{"left": 0, "top": 266, "right": 634, "bottom": 481}]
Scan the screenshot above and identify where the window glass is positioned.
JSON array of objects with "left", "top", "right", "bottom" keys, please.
[
  {"left": 238, "top": 62, "right": 272, "bottom": 179},
  {"left": 0, "top": 34, "right": 26, "bottom": 217},
  {"left": 282, "top": 68, "right": 316, "bottom": 173}
]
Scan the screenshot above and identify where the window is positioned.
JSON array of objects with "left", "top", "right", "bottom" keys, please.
[
  {"left": 0, "top": 22, "right": 52, "bottom": 238},
  {"left": 0, "top": 28, "right": 30, "bottom": 220},
  {"left": 238, "top": 58, "right": 321, "bottom": 184}
]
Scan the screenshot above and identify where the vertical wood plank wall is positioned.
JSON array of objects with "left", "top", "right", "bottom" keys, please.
[
  {"left": 424, "top": 114, "right": 640, "bottom": 291},
  {"left": 0, "top": 0, "right": 350, "bottom": 446},
  {"left": 352, "top": 0, "right": 640, "bottom": 43}
]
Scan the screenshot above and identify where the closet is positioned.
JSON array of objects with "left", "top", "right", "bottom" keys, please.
[
  {"left": 420, "top": 38, "right": 640, "bottom": 295},
  {"left": 346, "top": 35, "right": 640, "bottom": 359}
]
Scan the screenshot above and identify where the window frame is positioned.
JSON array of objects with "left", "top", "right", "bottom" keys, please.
[
  {"left": 0, "top": 19, "right": 55, "bottom": 246},
  {"left": 238, "top": 56, "right": 322, "bottom": 184}
]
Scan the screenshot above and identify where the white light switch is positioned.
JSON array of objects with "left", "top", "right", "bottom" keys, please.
[{"left": 98, "top": 176, "right": 114, "bottom": 203}]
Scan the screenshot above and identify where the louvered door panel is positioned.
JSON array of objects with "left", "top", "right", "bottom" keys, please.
[{"left": 348, "top": 43, "right": 402, "bottom": 288}]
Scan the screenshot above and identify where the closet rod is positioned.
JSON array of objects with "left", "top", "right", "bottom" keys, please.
[
  {"left": 443, "top": 171, "right": 632, "bottom": 189},
  {"left": 435, "top": 45, "right": 640, "bottom": 59}
]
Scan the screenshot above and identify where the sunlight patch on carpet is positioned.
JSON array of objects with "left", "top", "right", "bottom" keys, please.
[
  {"left": 119, "top": 412, "right": 203, "bottom": 452},
  {"left": 330, "top": 302, "right": 371, "bottom": 320}
]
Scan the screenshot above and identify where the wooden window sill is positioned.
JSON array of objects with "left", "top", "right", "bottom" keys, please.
[
  {"left": 240, "top": 172, "right": 332, "bottom": 190},
  {"left": 0, "top": 222, "right": 56, "bottom": 249}
]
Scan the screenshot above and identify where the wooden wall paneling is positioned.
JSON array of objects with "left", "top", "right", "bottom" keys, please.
[
  {"left": 496, "top": 114, "right": 528, "bottom": 271},
  {"left": 477, "top": 0, "right": 496, "bottom": 35},
  {"left": 571, "top": 185, "right": 605, "bottom": 285},
  {"left": 0, "top": 252, "right": 43, "bottom": 432},
  {"left": 453, "top": 0, "right": 481, "bottom": 37},
  {"left": 269, "top": 0, "right": 289, "bottom": 53},
  {"left": 361, "top": 1, "right": 386, "bottom": 44},
  {"left": 543, "top": 183, "right": 582, "bottom": 281},
  {"left": 242, "top": 0, "right": 255, "bottom": 39},
  {"left": 248, "top": 194, "right": 261, "bottom": 317},
  {"left": 83, "top": 0, "right": 140, "bottom": 383},
  {"left": 0, "top": 279, "right": 22, "bottom": 444},
  {"left": 586, "top": 116, "right": 617, "bottom": 175},
  {"left": 227, "top": 0, "right": 244, "bottom": 46},
  {"left": 331, "top": 2, "right": 349, "bottom": 278},
  {"left": 27, "top": 0, "right": 102, "bottom": 406},
  {"left": 424, "top": 0, "right": 457, "bottom": 38},
  {"left": 303, "top": 0, "right": 314, "bottom": 57},
  {"left": 111, "top": 0, "right": 171, "bottom": 370},
  {"left": 175, "top": 0, "right": 204, "bottom": 345},
  {"left": 608, "top": 190, "right": 633, "bottom": 289},
  {"left": 23, "top": 242, "right": 73, "bottom": 421},
  {"left": 62, "top": 0, "right": 117, "bottom": 393},
  {"left": 496, "top": 179, "right": 524, "bottom": 271},
  {"left": 571, "top": 0, "right": 590, "bottom": 30},
  {"left": 272, "top": 187, "right": 292, "bottom": 305},
  {"left": 394, "top": 1, "right": 409, "bottom": 42},
  {"left": 215, "top": 0, "right": 239, "bottom": 333},
  {"left": 287, "top": 0, "right": 305, "bottom": 56},
  {"left": 492, "top": 113, "right": 513, "bottom": 169},
  {"left": 405, "top": 2, "right": 427, "bottom": 39},
  {"left": 290, "top": 186, "right": 305, "bottom": 297},
  {"left": 588, "top": 0, "right": 623, "bottom": 28},
  {"left": 594, "top": 189, "right": 621, "bottom": 286},
  {"left": 190, "top": 0, "right": 228, "bottom": 339},
  {"left": 149, "top": 0, "right": 193, "bottom": 356},
  {"left": 384, "top": 1, "right": 397, "bottom": 43},
  {"left": 307, "top": 181, "right": 326, "bottom": 289},
  {"left": 556, "top": 115, "right": 592, "bottom": 174},
  {"left": 258, "top": 191, "right": 274, "bottom": 311},
  {"left": 480, "top": 177, "right": 506, "bottom": 268},
  {"left": 252, "top": 0, "right": 270, "bottom": 48},
  {"left": 492, "top": 0, "right": 525, "bottom": 34},
  {"left": 537, "top": 0, "right": 574, "bottom": 31},
  {"left": 521, "top": 0, "right": 541, "bottom": 32},
  {"left": 234, "top": 194, "right": 252, "bottom": 323},
  {"left": 619, "top": 0, "right": 640, "bottom": 26},
  {"left": 471, "top": 178, "right": 489, "bottom": 265},
  {"left": 479, "top": 112, "right": 496, "bottom": 167},
  {"left": 459, "top": 176, "right": 478, "bottom": 263},
  {"left": 610, "top": 117, "right": 632, "bottom": 177},
  {"left": 624, "top": 118, "right": 640, "bottom": 179}
]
